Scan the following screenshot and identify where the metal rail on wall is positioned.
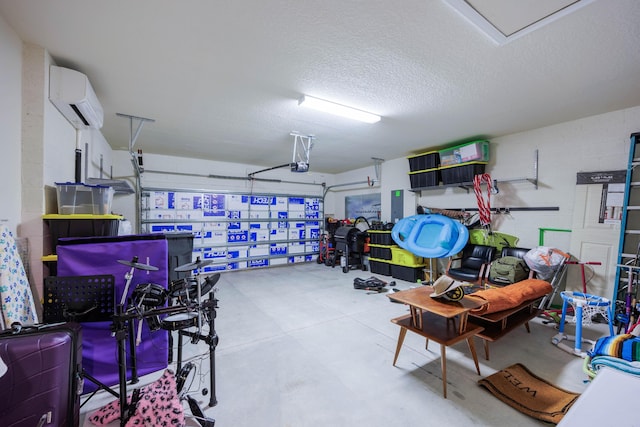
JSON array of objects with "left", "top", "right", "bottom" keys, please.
[
  {"left": 453, "top": 206, "right": 560, "bottom": 213},
  {"left": 323, "top": 157, "right": 384, "bottom": 198}
]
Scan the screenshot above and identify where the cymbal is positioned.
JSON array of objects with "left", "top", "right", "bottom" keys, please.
[
  {"left": 117, "top": 259, "right": 159, "bottom": 271},
  {"left": 174, "top": 258, "right": 214, "bottom": 272},
  {"left": 171, "top": 273, "right": 220, "bottom": 298}
]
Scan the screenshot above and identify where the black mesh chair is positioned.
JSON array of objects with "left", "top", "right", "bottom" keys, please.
[{"left": 445, "top": 243, "right": 496, "bottom": 286}]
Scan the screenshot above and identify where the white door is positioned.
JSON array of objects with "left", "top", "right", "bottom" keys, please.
[{"left": 569, "top": 184, "right": 620, "bottom": 299}]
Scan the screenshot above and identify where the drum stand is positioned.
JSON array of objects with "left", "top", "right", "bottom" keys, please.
[
  {"left": 111, "top": 301, "right": 188, "bottom": 425},
  {"left": 111, "top": 286, "right": 220, "bottom": 424},
  {"left": 110, "top": 300, "right": 219, "bottom": 426},
  {"left": 174, "top": 289, "right": 219, "bottom": 407},
  {"left": 171, "top": 259, "right": 220, "bottom": 408}
]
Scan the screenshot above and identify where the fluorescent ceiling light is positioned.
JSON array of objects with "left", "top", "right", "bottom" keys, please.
[{"left": 299, "top": 95, "right": 381, "bottom": 124}]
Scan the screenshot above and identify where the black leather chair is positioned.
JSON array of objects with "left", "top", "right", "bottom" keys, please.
[
  {"left": 499, "top": 246, "right": 531, "bottom": 260},
  {"left": 445, "top": 243, "right": 496, "bottom": 286}
]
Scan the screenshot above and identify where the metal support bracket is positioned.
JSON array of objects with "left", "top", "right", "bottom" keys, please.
[
  {"left": 117, "top": 113, "right": 156, "bottom": 151},
  {"left": 290, "top": 132, "right": 315, "bottom": 172},
  {"left": 117, "top": 113, "right": 155, "bottom": 233},
  {"left": 494, "top": 149, "right": 539, "bottom": 190}
]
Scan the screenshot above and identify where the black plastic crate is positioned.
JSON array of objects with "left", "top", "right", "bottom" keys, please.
[
  {"left": 368, "top": 231, "right": 394, "bottom": 246},
  {"left": 391, "top": 264, "right": 424, "bottom": 283},
  {"left": 369, "top": 259, "right": 392, "bottom": 276},
  {"left": 369, "top": 246, "right": 392, "bottom": 260},
  {"left": 440, "top": 162, "right": 487, "bottom": 185},
  {"left": 45, "top": 216, "right": 121, "bottom": 254},
  {"left": 408, "top": 151, "right": 439, "bottom": 172},
  {"left": 409, "top": 169, "right": 440, "bottom": 189}
]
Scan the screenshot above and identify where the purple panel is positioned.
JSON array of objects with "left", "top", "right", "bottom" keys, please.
[{"left": 57, "top": 236, "right": 169, "bottom": 393}]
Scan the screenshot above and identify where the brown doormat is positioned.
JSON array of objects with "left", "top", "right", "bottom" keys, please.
[{"left": 478, "top": 363, "right": 580, "bottom": 424}]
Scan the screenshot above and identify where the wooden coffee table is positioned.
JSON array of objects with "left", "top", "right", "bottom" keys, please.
[{"left": 387, "top": 286, "right": 485, "bottom": 398}]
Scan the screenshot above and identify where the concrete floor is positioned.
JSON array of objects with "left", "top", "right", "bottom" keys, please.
[{"left": 80, "top": 262, "right": 611, "bottom": 426}]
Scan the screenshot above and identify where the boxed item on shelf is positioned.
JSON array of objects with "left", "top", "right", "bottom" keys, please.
[
  {"left": 409, "top": 167, "right": 440, "bottom": 189},
  {"left": 56, "top": 182, "right": 114, "bottom": 215},
  {"left": 439, "top": 140, "right": 489, "bottom": 166},
  {"left": 440, "top": 161, "right": 487, "bottom": 185},
  {"left": 407, "top": 150, "right": 440, "bottom": 172}
]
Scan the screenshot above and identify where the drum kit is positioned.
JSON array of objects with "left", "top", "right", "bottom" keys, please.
[
  {"left": 110, "top": 255, "right": 221, "bottom": 425},
  {"left": 118, "top": 256, "right": 220, "bottom": 339}
]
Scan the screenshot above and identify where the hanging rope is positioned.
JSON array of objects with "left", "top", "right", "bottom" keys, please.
[{"left": 473, "top": 173, "right": 493, "bottom": 227}]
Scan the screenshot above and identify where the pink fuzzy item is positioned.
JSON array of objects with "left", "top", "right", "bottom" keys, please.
[{"left": 89, "top": 369, "right": 185, "bottom": 426}]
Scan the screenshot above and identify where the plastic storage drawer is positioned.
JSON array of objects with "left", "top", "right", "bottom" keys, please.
[
  {"left": 43, "top": 214, "right": 122, "bottom": 254},
  {"left": 390, "top": 247, "right": 425, "bottom": 267},
  {"left": 409, "top": 168, "right": 440, "bottom": 189},
  {"left": 368, "top": 231, "right": 394, "bottom": 246},
  {"left": 439, "top": 140, "right": 489, "bottom": 166},
  {"left": 369, "top": 258, "right": 392, "bottom": 276},
  {"left": 56, "top": 182, "right": 114, "bottom": 215},
  {"left": 369, "top": 245, "right": 393, "bottom": 260},
  {"left": 440, "top": 161, "right": 487, "bottom": 185},
  {"left": 407, "top": 151, "right": 440, "bottom": 172},
  {"left": 391, "top": 264, "right": 424, "bottom": 282}
]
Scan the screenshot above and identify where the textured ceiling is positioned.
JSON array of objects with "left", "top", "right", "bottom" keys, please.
[{"left": 1, "top": 0, "right": 639, "bottom": 174}]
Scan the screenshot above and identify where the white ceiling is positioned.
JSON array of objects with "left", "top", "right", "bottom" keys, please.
[{"left": 1, "top": 0, "right": 639, "bottom": 174}]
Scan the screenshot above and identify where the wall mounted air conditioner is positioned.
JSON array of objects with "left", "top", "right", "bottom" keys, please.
[{"left": 49, "top": 65, "right": 104, "bottom": 129}]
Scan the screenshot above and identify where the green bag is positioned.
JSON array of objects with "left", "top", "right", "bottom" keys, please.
[
  {"left": 468, "top": 229, "right": 519, "bottom": 252},
  {"left": 488, "top": 256, "right": 530, "bottom": 285}
]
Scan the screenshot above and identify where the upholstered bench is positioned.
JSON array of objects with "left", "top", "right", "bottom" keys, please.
[{"left": 465, "top": 279, "right": 552, "bottom": 360}]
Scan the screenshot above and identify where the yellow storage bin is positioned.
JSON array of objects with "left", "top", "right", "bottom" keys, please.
[{"left": 390, "top": 247, "right": 425, "bottom": 267}]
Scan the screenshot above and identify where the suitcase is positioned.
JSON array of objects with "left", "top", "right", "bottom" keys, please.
[{"left": 0, "top": 322, "right": 82, "bottom": 427}]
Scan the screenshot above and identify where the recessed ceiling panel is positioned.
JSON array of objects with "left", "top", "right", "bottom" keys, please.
[{"left": 445, "top": 0, "right": 594, "bottom": 44}]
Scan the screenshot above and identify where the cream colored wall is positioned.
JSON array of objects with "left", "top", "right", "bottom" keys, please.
[
  {"left": 0, "top": 16, "right": 117, "bottom": 306},
  {"left": 357, "top": 107, "right": 639, "bottom": 253},
  {"left": 0, "top": 13, "right": 22, "bottom": 233}
]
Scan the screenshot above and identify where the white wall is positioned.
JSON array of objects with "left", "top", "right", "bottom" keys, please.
[
  {"left": 84, "top": 128, "right": 114, "bottom": 182},
  {"left": 0, "top": 26, "right": 115, "bottom": 297},
  {"left": 108, "top": 107, "right": 640, "bottom": 253},
  {"left": 330, "top": 105, "right": 637, "bottom": 246},
  {"left": 41, "top": 50, "right": 77, "bottom": 214},
  {"left": 0, "top": 13, "right": 22, "bottom": 233}
]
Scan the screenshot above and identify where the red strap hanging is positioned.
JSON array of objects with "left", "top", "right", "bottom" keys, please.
[{"left": 473, "top": 174, "right": 493, "bottom": 227}]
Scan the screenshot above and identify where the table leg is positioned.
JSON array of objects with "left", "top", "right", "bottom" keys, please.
[
  {"left": 393, "top": 327, "right": 408, "bottom": 366},
  {"left": 440, "top": 344, "right": 447, "bottom": 399},
  {"left": 524, "top": 321, "right": 531, "bottom": 333},
  {"left": 483, "top": 339, "right": 490, "bottom": 361},
  {"left": 466, "top": 337, "right": 481, "bottom": 375},
  {"left": 459, "top": 313, "right": 468, "bottom": 335},
  {"left": 410, "top": 306, "right": 423, "bottom": 330}
]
